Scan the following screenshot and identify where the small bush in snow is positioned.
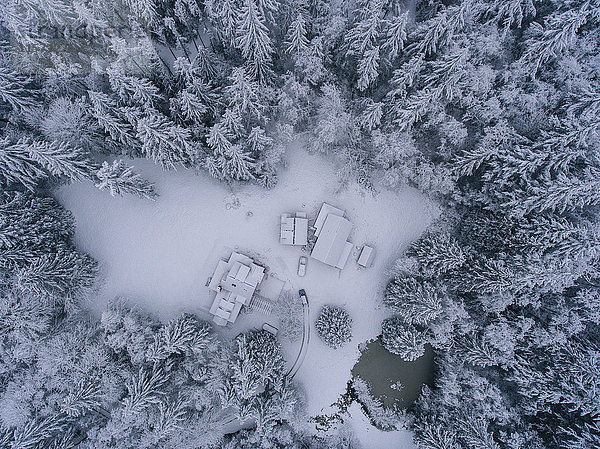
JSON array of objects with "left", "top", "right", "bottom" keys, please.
[{"left": 315, "top": 305, "right": 352, "bottom": 349}]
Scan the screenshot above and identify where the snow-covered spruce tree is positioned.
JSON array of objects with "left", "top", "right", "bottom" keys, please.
[
  {"left": 0, "top": 66, "right": 38, "bottom": 111},
  {"left": 235, "top": 0, "right": 274, "bottom": 81},
  {"left": 352, "top": 377, "right": 403, "bottom": 430},
  {"left": 101, "top": 298, "right": 158, "bottom": 365},
  {"left": 0, "top": 287, "right": 53, "bottom": 360},
  {"left": 0, "top": 191, "right": 97, "bottom": 307},
  {"left": 383, "top": 276, "right": 444, "bottom": 325},
  {"left": 285, "top": 12, "right": 309, "bottom": 55},
  {"left": 40, "top": 97, "right": 101, "bottom": 152},
  {"left": 0, "top": 137, "right": 46, "bottom": 190},
  {"left": 14, "top": 250, "right": 97, "bottom": 301},
  {"left": 246, "top": 126, "right": 272, "bottom": 153},
  {"left": 22, "top": 139, "right": 93, "bottom": 181},
  {"left": 360, "top": 99, "right": 383, "bottom": 132},
  {"left": 108, "top": 72, "right": 161, "bottom": 108},
  {"left": 95, "top": 160, "right": 157, "bottom": 199},
  {"left": 206, "top": 122, "right": 258, "bottom": 182},
  {"left": 224, "top": 66, "right": 264, "bottom": 121},
  {"left": 121, "top": 367, "right": 169, "bottom": 416},
  {"left": 310, "top": 84, "right": 354, "bottom": 154},
  {"left": 381, "top": 317, "right": 426, "bottom": 362},
  {"left": 205, "top": 0, "right": 241, "bottom": 46},
  {"left": 345, "top": 0, "right": 385, "bottom": 91},
  {"left": 87, "top": 90, "right": 139, "bottom": 150},
  {"left": 382, "top": 11, "right": 409, "bottom": 60},
  {"left": 136, "top": 108, "right": 198, "bottom": 168},
  {"left": 214, "top": 330, "right": 295, "bottom": 430},
  {"left": 147, "top": 314, "right": 214, "bottom": 363},
  {"left": 0, "top": 137, "right": 94, "bottom": 190},
  {"left": 408, "top": 233, "right": 466, "bottom": 277},
  {"left": 315, "top": 305, "right": 352, "bottom": 349}
]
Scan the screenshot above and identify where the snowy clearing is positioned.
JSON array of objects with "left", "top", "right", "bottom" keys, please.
[{"left": 56, "top": 143, "right": 434, "bottom": 444}]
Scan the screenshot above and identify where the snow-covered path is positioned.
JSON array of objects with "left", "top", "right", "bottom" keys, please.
[
  {"left": 287, "top": 290, "right": 310, "bottom": 378},
  {"left": 56, "top": 143, "right": 435, "bottom": 447}
]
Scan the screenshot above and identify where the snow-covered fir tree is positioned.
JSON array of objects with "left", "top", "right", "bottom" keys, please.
[
  {"left": 315, "top": 305, "right": 352, "bottom": 349},
  {"left": 285, "top": 12, "right": 309, "bottom": 55},
  {"left": 235, "top": 0, "right": 274, "bottom": 80},
  {"left": 381, "top": 317, "right": 427, "bottom": 361},
  {"left": 95, "top": 160, "right": 157, "bottom": 199}
]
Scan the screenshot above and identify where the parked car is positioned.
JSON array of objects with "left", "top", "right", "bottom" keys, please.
[{"left": 297, "top": 256, "right": 307, "bottom": 276}]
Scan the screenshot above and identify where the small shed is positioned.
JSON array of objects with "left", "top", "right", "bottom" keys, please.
[
  {"left": 357, "top": 245, "right": 376, "bottom": 268},
  {"left": 280, "top": 212, "right": 308, "bottom": 246}
]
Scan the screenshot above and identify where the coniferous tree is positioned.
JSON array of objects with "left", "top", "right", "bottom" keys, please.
[
  {"left": 136, "top": 109, "right": 198, "bottom": 168},
  {"left": 285, "top": 12, "right": 309, "bottom": 55},
  {"left": 95, "top": 160, "right": 157, "bottom": 199},
  {"left": 235, "top": 0, "right": 273, "bottom": 80},
  {"left": 381, "top": 317, "right": 426, "bottom": 361},
  {"left": 87, "top": 90, "right": 138, "bottom": 149},
  {"left": 0, "top": 67, "right": 38, "bottom": 111},
  {"left": 225, "top": 67, "right": 264, "bottom": 121},
  {"left": 315, "top": 305, "right": 352, "bottom": 349}
]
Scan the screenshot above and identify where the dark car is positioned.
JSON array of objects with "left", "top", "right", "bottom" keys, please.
[{"left": 298, "top": 289, "right": 308, "bottom": 305}]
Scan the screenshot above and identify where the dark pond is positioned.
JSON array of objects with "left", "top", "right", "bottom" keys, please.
[{"left": 351, "top": 338, "right": 435, "bottom": 408}]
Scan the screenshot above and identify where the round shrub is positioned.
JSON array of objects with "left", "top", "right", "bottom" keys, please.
[{"left": 315, "top": 305, "right": 352, "bottom": 349}]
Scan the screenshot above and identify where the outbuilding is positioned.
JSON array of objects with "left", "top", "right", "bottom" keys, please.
[
  {"left": 280, "top": 212, "right": 308, "bottom": 246},
  {"left": 357, "top": 245, "right": 376, "bottom": 268}
]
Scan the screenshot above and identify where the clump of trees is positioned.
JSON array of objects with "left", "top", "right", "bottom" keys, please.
[
  {"left": 375, "top": 0, "right": 600, "bottom": 447},
  {"left": 0, "top": 288, "right": 321, "bottom": 448},
  {"left": 2, "top": 0, "right": 600, "bottom": 446},
  {"left": 315, "top": 305, "right": 353, "bottom": 349}
]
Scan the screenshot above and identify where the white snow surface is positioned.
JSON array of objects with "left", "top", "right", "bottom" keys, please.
[{"left": 56, "top": 144, "right": 433, "bottom": 445}]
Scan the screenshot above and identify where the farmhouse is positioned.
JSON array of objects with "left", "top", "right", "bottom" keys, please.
[
  {"left": 207, "top": 251, "right": 265, "bottom": 326},
  {"left": 311, "top": 203, "right": 353, "bottom": 269}
]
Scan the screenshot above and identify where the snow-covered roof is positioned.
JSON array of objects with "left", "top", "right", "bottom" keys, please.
[
  {"left": 280, "top": 213, "right": 308, "bottom": 245},
  {"left": 314, "top": 203, "right": 345, "bottom": 237},
  {"left": 357, "top": 245, "right": 375, "bottom": 267},
  {"left": 207, "top": 251, "right": 265, "bottom": 325},
  {"left": 311, "top": 213, "right": 353, "bottom": 269}
]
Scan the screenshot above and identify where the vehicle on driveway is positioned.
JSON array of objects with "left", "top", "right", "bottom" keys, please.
[
  {"left": 297, "top": 256, "right": 307, "bottom": 276},
  {"left": 299, "top": 289, "right": 308, "bottom": 305}
]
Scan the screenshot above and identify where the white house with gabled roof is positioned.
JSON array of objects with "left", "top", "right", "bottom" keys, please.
[
  {"left": 311, "top": 203, "right": 354, "bottom": 269},
  {"left": 207, "top": 251, "right": 265, "bottom": 326}
]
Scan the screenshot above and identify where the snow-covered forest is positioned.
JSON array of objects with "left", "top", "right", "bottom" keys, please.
[{"left": 1, "top": 0, "right": 600, "bottom": 447}]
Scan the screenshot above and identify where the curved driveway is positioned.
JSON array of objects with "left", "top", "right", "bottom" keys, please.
[{"left": 286, "top": 292, "right": 309, "bottom": 379}]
